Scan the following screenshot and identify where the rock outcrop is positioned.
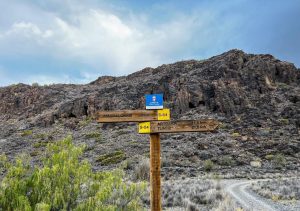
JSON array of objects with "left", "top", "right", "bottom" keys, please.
[
  {"left": 0, "top": 49, "right": 299, "bottom": 127},
  {"left": 0, "top": 49, "right": 299, "bottom": 176}
]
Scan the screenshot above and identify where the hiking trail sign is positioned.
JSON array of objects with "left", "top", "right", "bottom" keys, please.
[
  {"left": 145, "top": 94, "right": 164, "bottom": 109},
  {"left": 97, "top": 107, "right": 219, "bottom": 211},
  {"left": 96, "top": 109, "right": 170, "bottom": 122},
  {"left": 138, "top": 119, "right": 219, "bottom": 134}
]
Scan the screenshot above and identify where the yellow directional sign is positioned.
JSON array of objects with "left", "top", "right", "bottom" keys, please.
[
  {"left": 97, "top": 109, "right": 170, "bottom": 123},
  {"left": 157, "top": 109, "right": 170, "bottom": 120},
  {"left": 139, "top": 119, "right": 219, "bottom": 134},
  {"left": 139, "top": 122, "right": 151, "bottom": 133}
]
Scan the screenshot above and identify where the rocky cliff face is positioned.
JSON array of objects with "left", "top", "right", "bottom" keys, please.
[
  {"left": 1, "top": 50, "right": 299, "bottom": 126},
  {"left": 0, "top": 49, "right": 299, "bottom": 177}
]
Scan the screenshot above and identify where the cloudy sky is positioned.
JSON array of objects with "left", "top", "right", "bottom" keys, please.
[{"left": 0, "top": 0, "right": 299, "bottom": 86}]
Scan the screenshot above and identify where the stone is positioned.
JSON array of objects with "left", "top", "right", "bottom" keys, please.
[{"left": 250, "top": 161, "right": 262, "bottom": 168}]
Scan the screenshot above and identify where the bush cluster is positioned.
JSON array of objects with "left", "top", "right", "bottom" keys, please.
[
  {"left": 204, "top": 159, "right": 214, "bottom": 171},
  {"left": 251, "top": 178, "right": 300, "bottom": 201},
  {"left": 21, "top": 130, "right": 33, "bottom": 137},
  {"left": 96, "top": 150, "right": 126, "bottom": 165},
  {"left": 0, "top": 136, "right": 145, "bottom": 210}
]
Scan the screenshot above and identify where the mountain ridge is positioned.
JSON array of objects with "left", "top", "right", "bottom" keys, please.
[
  {"left": 0, "top": 49, "right": 299, "bottom": 126},
  {"left": 0, "top": 49, "right": 299, "bottom": 177}
]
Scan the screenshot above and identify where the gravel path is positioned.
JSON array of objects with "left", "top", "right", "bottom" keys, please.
[{"left": 224, "top": 180, "right": 296, "bottom": 211}]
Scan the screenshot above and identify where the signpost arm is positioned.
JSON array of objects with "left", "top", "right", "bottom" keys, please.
[{"left": 150, "top": 133, "right": 162, "bottom": 211}]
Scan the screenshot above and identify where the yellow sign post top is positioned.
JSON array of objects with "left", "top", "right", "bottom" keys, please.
[
  {"left": 157, "top": 109, "right": 170, "bottom": 121},
  {"left": 139, "top": 122, "right": 151, "bottom": 134}
]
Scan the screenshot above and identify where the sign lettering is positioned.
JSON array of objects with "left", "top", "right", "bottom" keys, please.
[
  {"left": 139, "top": 119, "right": 219, "bottom": 134},
  {"left": 97, "top": 109, "right": 170, "bottom": 123}
]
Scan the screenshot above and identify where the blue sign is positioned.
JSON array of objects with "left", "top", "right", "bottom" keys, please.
[{"left": 145, "top": 94, "right": 163, "bottom": 109}]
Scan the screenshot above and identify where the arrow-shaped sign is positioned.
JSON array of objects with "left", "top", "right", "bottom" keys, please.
[
  {"left": 97, "top": 109, "right": 170, "bottom": 123},
  {"left": 139, "top": 119, "right": 219, "bottom": 134}
]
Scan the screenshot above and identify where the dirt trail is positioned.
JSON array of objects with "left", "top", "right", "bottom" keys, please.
[
  {"left": 225, "top": 180, "right": 275, "bottom": 211},
  {"left": 223, "top": 179, "right": 299, "bottom": 211}
]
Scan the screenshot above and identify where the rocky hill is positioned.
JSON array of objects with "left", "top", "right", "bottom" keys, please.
[{"left": 0, "top": 49, "right": 299, "bottom": 178}]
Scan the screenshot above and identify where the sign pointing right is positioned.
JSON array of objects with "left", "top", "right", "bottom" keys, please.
[{"left": 139, "top": 119, "right": 219, "bottom": 134}]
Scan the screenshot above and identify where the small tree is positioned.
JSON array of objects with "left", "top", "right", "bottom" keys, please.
[{"left": 0, "top": 136, "right": 146, "bottom": 210}]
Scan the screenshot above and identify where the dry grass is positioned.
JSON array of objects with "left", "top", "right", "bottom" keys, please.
[
  {"left": 132, "top": 158, "right": 150, "bottom": 181},
  {"left": 251, "top": 178, "right": 300, "bottom": 201},
  {"left": 143, "top": 178, "right": 240, "bottom": 210}
]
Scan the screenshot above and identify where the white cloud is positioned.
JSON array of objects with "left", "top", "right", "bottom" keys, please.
[
  {"left": 26, "top": 74, "right": 73, "bottom": 85},
  {"left": 0, "top": 1, "right": 235, "bottom": 84},
  {"left": 0, "top": 8, "right": 206, "bottom": 75}
]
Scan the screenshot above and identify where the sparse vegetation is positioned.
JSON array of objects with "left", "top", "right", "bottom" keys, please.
[
  {"left": 204, "top": 159, "right": 214, "bottom": 171},
  {"left": 276, "top": 82, "right": 290, "bottom": 89},
  {"left": 279, "top": 118, "right": 289, "bottom": 125},
  {"left": 133, "top": 158, "right": 150, "bottom": 181},
  {"left": 29, "top": 150, "right": 40, "bottom": 157},
  {"left": 79, "top": 117, "right": 92, "bottom": 127},
  {"left": 85, "top": 131, "right": 102, "bottom": 142},
  {"left": 273, "top": 153, "right": 286, "bottom": 169},
  {"left": 0, "top": 136, "right": 146, "bottom": 210},
  {"left": 33, "top": 141, "right": 49, "bottom": 148},
  {"left": 219, "top": 155, "right": 235, "bottom": 166},
  {"left": 153, "top": 179, "right": 240, "bottom": 210},
  {"left": 265, "top": 154, "right": 274, "bottom": 160},
  {"left": 251, "top": 178, "right": 300, "bottom": 201},
  {"left": 231, "top": 132, "right": 240, "bottom": 137},
  {"left": 33, "top": 133, "right": 49, "bottom": 139},
  {"left": 21, "top": 130, "right": 33, "bottom": 136},
  {"left": 218, "top": 123, "right": 230, "bottom": 129},
  {"left": 96, "top": 150, "right": 126, "bottom": 165}
]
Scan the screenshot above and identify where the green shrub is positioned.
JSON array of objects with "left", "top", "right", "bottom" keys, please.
[
  {"left": 273, "top": 153, "right": 286, "bottom": 169},
  {"left": 265, "top": 154, "right": 274, "bottom": 160},
  {"left": 277, "top": 82, "right": 289, "bottom": 89},
  {"left": 33, "top": 133, "right": 48, "bottom": 139},
  {"left": 33, "top": 141, "right": 49, "bottom": 148},
  {"left": 85, "top": 131, "right": 102, "bottom": 142},
  {"left": 21, "top": 130, "right": 33, "bottom": 136},
  {"left": 279, "top": 118, "right": 289, "bottom": 125},
  {"left": 96, "top": 150, "right": 126, "bottom": 165},
  {"left": 79, "top": 117, "right": 92, "bottom": 127},
  {"left": 219, "top": 155, "right": 235, "bottom": 166},
  {"left": 30, "top": 151, "right": 40, "bottom": 157},
  {"left": 0, "top": 136, "right": 145, "bottom": 210},
  {"left": 231, "top": 132, "right": 240, "bottom": 137},
  {"left": 218, "top": 123, "right": 229, "bottom": 129},
  {"left": 204, "top": 159, "right": 214, "bottom": 171}
]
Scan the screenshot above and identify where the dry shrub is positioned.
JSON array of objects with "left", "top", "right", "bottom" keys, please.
[{"left": 133, "top": 158, "right": 150, "bottom": 181}]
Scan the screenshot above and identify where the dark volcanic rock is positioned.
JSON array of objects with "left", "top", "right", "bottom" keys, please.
[
  {"left": 0, "top": 49, "right": 299, "bottom": 176},
  {"left": 1, "top": 49, "right": 299, "bottom": 126}
]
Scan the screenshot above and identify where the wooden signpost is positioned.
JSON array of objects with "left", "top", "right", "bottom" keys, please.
[
  {"left": 97, "top": 108, "right": 219, "bottom": 211},
  {"left": 97, "top": 109, "right": 170, "bottom": 122},
  {"left": 139, "top": 119, "right": 219, "bottom": 134}
]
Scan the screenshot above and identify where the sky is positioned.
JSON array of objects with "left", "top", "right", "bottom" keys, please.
[{"left": 0, "top": 0, "right": 299, "bottom": 86}]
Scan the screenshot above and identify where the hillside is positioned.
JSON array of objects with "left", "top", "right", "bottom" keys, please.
[{"left": 0, "top": 49, "right": 299, "bottom": 178}]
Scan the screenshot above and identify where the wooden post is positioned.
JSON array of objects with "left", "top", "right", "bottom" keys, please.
[{"left": 150, "top": 133, "right": 161, "bottom": 211}]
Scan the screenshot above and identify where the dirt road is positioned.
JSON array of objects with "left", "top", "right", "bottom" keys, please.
[{"left": 224, "top": 180, "right": 293, "bottom": 211}]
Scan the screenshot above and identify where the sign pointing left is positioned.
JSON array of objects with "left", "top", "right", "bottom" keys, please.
[{"left": 96, "top": 109, "right": 170, "bottom": 123}]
